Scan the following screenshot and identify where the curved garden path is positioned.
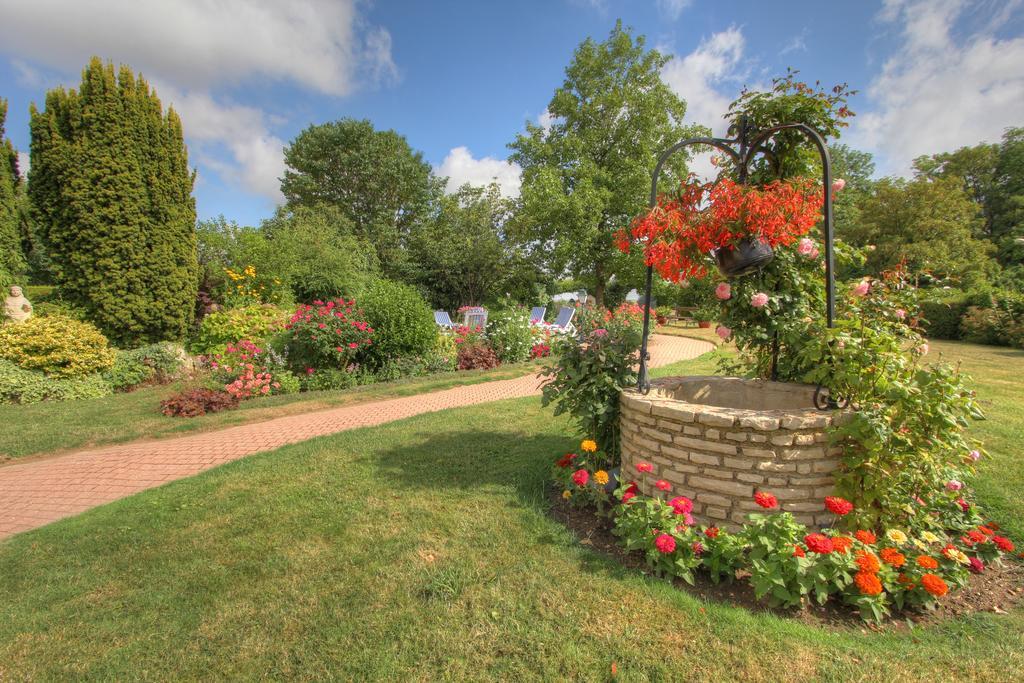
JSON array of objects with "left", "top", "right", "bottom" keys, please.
[{"left": 0, "top": 334, "right": 712, "bottom": 539}]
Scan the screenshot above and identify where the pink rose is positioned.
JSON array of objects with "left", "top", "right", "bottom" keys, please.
[
  {"left": 715, "top": 325, "right": 731, "bottom": 340},
  {"left": 946, "top": 480, "right": 963, "bottom": 492},
  {"left": 969, "top": 449, "right": 981, "bottom": 462},
  {"left": 832, "top": 178, "right": 846, "bottom": 192},
  {"left": 896, "top": 309, "right": 907, "bottom": 320},
  {"left": 809, "top": 246, "right": 820, "bottom": 259},
  {"left": 797, "top": 238, "right": 814, "bottom": 256},
  {"left": 715, "top": 282, "right": 732, "bottom": 300},
  {"left": 750, "top": 292, "right": 769, "bottom": 308},
  {"left": 916, "top": 342, "right": 929, "bottom": 356},
  {"left": 852, "top": 281, "right": 870, "bottom": 297},
  {"left": 260, "top": 385, "right": 270, "bottom": 394}
]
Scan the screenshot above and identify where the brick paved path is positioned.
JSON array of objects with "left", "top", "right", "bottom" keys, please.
[{"left": 0, "top": 334, "right": 711, "bottom": 539}]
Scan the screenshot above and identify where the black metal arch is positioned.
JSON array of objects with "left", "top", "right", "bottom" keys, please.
[{"left": 636, "top": 118, "right": 836, "bottom": 393}]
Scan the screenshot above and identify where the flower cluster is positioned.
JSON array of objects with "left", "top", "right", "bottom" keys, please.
[
  {"left": 223, "top": 363, "right": 280, "bottom": 399},
  {"left": 553, "top": 438, "right": 616, "bottom": 513},
  {"left": 615, "top": 177, "right": 823, "bottom": 282},
  {"left": 284, "top": 298, "right": 374, "bottom": 372}
]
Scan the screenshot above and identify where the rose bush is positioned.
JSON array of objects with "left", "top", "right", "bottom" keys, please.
[{"left": 283, "top": 298, "right": 374, "bottom": 373}]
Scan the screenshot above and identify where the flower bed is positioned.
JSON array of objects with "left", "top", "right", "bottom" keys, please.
[{"left": 620, "top": 377, "right": 845, "bottom": 528}]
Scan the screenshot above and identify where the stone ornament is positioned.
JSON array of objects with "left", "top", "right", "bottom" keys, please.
[{"left": 3, "top": 285, "right": 32, "bottom": 324}]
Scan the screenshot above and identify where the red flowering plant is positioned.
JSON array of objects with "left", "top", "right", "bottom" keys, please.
[
  {"left": 552, "top": 438, "right": 614, "bottom": 513},
  {"left": 283, "top": 298, "right": 374, "bottom": 374}
]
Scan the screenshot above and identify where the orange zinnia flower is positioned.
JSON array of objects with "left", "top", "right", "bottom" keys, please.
[
  {"left": 880, "top": 548, "right": 906, "bottom": 568},
  {"left": 831, "top": 536, "right": 854, "bottom": 554},
  {"left": 855, "top": 530, "right": 877, "bottom": 545},
  {"left": 921, "top": 573, "right": 948, "bottom": 597},
  {"left": 855, "top": 570, "right": 883, "bottom": 596},
  {"left": 855, "top": 550, "right": 881, "bottom": 574},
  {"left": 916, "top": 555, "right": 939, "bottom": 569}
]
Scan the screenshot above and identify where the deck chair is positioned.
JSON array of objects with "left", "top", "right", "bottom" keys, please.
[
  {"left": 434, "top": 310, "right": 455, "bottom": 329},
  {"left": 461, "top": 306, "right": 488, "bottom": 331},
  {"left": 550, "top": 306, "right": 576, "bottom": 335},
  {"left": 529, "top": 306, "right": 547, "bottom": 324}
]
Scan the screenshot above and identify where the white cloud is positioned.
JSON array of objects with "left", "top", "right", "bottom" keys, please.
[
  {"left": 537, "top": 110, "right": 557, "bottom": 132},
  {"left": 156, "top": 85, "right": 285, "bottom": 202},
  {"left": 656, "top": 0, "right": 693, "bottom": 21},
  {"left": 0, "top": 0, "right": 396, "bottom": 96},
  {"left": 852, "top": 0, "right": 1024, "bottom": 175},
  {"left": 0, "top": 0, "right": 399, "bottom": 203},
  {"left": 436, "top": 147, "right": 522, "bottom": 198},
  {"left": 661, "top": 27, "right": 746, "bottom": 135},
  {"left": 779, "top": 29, "right": 808, "bottom": 56}
]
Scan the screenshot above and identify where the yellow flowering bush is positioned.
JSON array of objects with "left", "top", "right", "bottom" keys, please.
[{"left": 0, "top": 314, "right": 115, "bottom": 378}]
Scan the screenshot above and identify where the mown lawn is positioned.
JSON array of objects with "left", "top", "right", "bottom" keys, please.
[
  {"left": 0, "top": 342, "right": 1020, "bottom": 680},
  {"left": 0, "top": 360, "right": 546, "bottom": 461}
]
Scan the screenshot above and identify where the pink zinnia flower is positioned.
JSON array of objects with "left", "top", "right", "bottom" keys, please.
[
  {"left": 750, "top": 292, "right": 769, "bottom": 308},
  {"left": 715, "top": 325, "right": 731, "bottom": 340},
  {"left": 572, "top": 469, "right": 589, "bottom": 487},
  {"left": 348, "top": 342, "right": 359, "bottom": 349},
  {"left": 691, "top": 541, "right": 704, "bottom": 555},
  {"left": 654, "top": 534, "right": 676, "bottom": 554},
  {"left": 636, "top": 462, "right": 654, "bottom": 474},
  {"left": 832, "top": 178, "right": 847, "bottom": 192},
  {"left": 946, "top": 480, "right": 963, "bottom": 492},
  {"left": 715, "top": 282, "right": 732, "bottom": 300},
  {"left": 969, "top": 556, "right": 985, "bottom": 574},
  {"left": 669, "top": 496, "right": 693, "bottom": 515},
  {"left": 853, "top": 281, "right": 870, "bottom": 297}
]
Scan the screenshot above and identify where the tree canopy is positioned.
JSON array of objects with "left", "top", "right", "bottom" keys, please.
[
  {"left": 0, "top": 99, "right": 26, "bottom": 288},
  {"left": 508, "top": 22, "right": 699, "bottom": 305}
]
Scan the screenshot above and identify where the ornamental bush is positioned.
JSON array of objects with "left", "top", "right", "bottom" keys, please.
[
  {"left": 486, "top": 307, "right": 532, "bottom": 363},
  {"left": 0, "top": 314, "right": 115, "bottom": 378},
  {"left": 457, "top": 343, "right": 500, "bottom": 370},
  {"left": 104, "top": 342, "right": 186, "bottom": 391},
  {"left": 190, "top": 304, "right": 287, "bottom": 356},
  {"left": 283, "top": 298, "right": 374, "bottom": 373},
  {"left": 0, "top": 359, "right": 111, "bottom": 405},
  {"left": 160, "top": 388, "right": 239, "bottom": 418},
  {"left": 358, "top": 279, "right": 436, "bottom": 367}
]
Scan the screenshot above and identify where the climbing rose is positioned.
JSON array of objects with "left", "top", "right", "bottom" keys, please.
[
  {"left": 916, "top": 342, "right": 929, "bottom": 356},
  {"left": 750, "top": 292, "right": 769, "bottom": 308},
  {"left": 715, "top": 282, "right": 732, "bottom": 300},
  {"left": 669, "top": 496, "right": 693, "bottom": 515},
  {"left": 636, "top": 462, "right": 654, "bottom": 474},
  {"left": 571, "top": 469, "right": 589, "bottom": 487},
  {"left": 855, "top": 571, "right": 883, "bottom": 596},
  {"left": 804, "top": 533, "right": 834, "bottom": 554},
  {"left": 754, "top": 492, "right": 778, "bottom": 509},
  {"left": 715, "top": 325, "right": 731, "bottom": 340},
  {"left": 654, "top": 534, "right": 676, "bottom": 554},
  {"left": 853, "top": 281, "right": 870, "bottom": 297},
  {"left": 824, "top": 496, "right": 854, "bottom": 516},
  {"left": 832, "top": 178, "right": 847, "bottom": 192},
  {"left": 855, "top": 530, "right": 877, "bottom": 545},
  {"left": 655, "top": 479, "right": 671, "bottom": 492},
  {"left": 921, "top": 573, "right": 949, "bottom": 597}
]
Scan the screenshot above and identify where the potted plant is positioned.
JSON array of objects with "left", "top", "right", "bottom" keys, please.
[{"left": 693, "top": 302, "right": 717, "bottom": 328}]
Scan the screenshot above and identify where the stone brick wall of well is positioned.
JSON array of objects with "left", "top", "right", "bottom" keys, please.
[{"left": 619, "top": 390, "right": 844, "bottom": 528}]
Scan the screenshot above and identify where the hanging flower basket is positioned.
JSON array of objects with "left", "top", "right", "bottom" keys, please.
[
  {"left": 714, "top": 237, "right": 775, "bottom": 277},
  {"left": 616, "top": 177, "right": 823, "bottom": 282}
]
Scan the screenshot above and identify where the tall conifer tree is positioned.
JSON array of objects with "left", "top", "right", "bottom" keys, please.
[
  {"left": 29, "top": 58, "right": 197, "bottom": 344},
  {"left": 0, "top": 98, "right": 26, "bottom": 287}
]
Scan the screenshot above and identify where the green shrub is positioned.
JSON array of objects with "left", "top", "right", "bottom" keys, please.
[
  {"left": 358, "top": 279, "right": 437, "bottom": 367},
  {"left": 960, "top": 306, "right": 1003, "bottom": 345},
  {"left": 0, "top": 359, "right": 112, "bottom": 404},
  {"left": 0, "top": 314, "right": 115, "bottom": 377},
  {"left": 32, "top": 300, "right": 88, "bottom": 321},
  {"left": 104, "top": 343, "right": 186, "bottom": 391},
  {"left": 486, "top": 307, "right": 532, "bottom": 363},
  {"left": 302, "top": 367, "right": 363, "bottom": 391},
  {"left": 190, "top": 304, "right": 286, "bottom": 356},
  {"left": 920, "top": 298, "right": 967, "bottom": 339},
  {"left": 273, "top": 370, "right": 302, "bottom": 394}
]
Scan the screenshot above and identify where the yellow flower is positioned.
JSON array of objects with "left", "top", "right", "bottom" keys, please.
[
  {"left": 944, "top": 547, "right": 970, "bottom": 565},
  {"left": 920, "top": 531, "right": 941, "bottom": 544},
  {"left": 581, "top": 439, "right": 598, "bottom": 453},
  {"left": 886, "top": 529, "right": 908, "bottom": 545},
  {"left": 562, "top": 490, "right": 572, "bottom": 500},
  {"left": 594, "top": 470, "right": 609, "bottom": 486}
]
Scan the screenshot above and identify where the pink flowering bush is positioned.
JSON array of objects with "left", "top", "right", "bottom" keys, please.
[
  {"left": 206, "top": 339, "right": 297, "bottom": 399},
  {"left": 284, "top": 298, "right": 374, "bottom": 373}
]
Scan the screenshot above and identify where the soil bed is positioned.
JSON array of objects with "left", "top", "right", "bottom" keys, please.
[{"left": 549, "top": 488, "right": 1024, "bottom": 631}]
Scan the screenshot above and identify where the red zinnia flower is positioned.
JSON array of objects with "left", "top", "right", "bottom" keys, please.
[
  {"left": 705, "top": 527, "right": 720, "bottom": 539},
  {"left": 793, "top": 545, "right": 806, "bottom": 558},
  {"left": 555, "top": 453, "right": 576, "bottom": 468},
  {"left": 993, "top": 536, "right": 1015, "bottom": 552},
  {"left": 655, "top": 479, "right": 671, "bottom": 492},
  {"left": 636, "top": 462, "right": 654, "bottom": 474},
  {"left": 754, "top": 492, "right": 778, "bottom": 509},
  {"left": 855, "top": 530, "right": 877, "bottom": 545},
  {"left": 654, "top": 534, "right": 676, "bottom": 554},
  {"left": 804, "top": 533, "right": 834, "bottom": 554},
  {"left": 969, "top": 557, "right": 985, "bottom": 574},
  {"left": 824, "top": 496, "right": 854, "bottom": 516},
  {"left": 622, "top": 491, "right": 636, "bottom": 504},
  {"left": 571, "top": 469, "right": 589, "bottom": 487},
  {"left": 669, "top": 496, "right": 692, "bottom": 514}
]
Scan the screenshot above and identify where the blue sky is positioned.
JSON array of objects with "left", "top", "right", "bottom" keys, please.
[{"left": 0, "top": 0, "right": 1022, "bottom": 227}]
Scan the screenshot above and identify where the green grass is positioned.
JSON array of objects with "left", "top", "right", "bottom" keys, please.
[
  {"left": 0, "top": 343, "right": 1021, "bottom": 680},
  {"left": 0, "top": 361, "right": 545, "bottom": 461}
]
